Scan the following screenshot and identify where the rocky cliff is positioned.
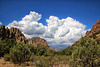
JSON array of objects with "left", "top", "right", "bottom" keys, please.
[
  {"left": 0, "top": 25, "right": 49, "bottom": 48},
  {"left": 86, "top": 20, "right": 100, "bottom": 37},
  {"left": 73, "top": 19, "right": 100, "bottom": 46}
]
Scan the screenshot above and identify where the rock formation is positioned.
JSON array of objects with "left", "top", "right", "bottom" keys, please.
[
  {"left": 0, "top": 25, "right": 49, "bottom": 48},
  {"left": 26, "top": 37, "right": 49, "bottom": 47},
  {"left": 86, "top": 20, "right": 100, "bottom": 37},
  {"left": 0, "top": 25, "right": 26, "bottom": 43},
  {"left": 73, "top": 19, "right": 100, "bottom": 46}
]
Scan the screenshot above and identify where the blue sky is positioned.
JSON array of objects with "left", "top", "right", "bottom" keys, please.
[
  {"left": 0, "top": 0, "right": 100, "bottom": 49},
  {"left": 0, "top": 0, "right": 100, "bottom": 29}
]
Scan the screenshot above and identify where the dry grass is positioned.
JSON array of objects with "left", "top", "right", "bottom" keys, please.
[
  {"left": 0, "top": 58, "right": 16, "bottom": 67},
  {"left": 0, "top": 58, "right": 69, "bottom": 67}
]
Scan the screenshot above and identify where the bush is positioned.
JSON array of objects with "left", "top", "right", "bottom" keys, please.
[
  {"left": 62, "top": 47, "right": 73, "bottom": 56},
  {"left": 10, "top": 43, "right": 31, "bottom": 65},
  {"left": 4, "top": 54, "right": 10, "bottom": 61},
  {"left": 0, "top": 39, "right": 17, "bottom": 57},
  {"left": 2, "top": 39, "right": 17, "bottom": 48},
  {"left": 0, "top": 42, "right": 9, "bottom": 57},
  {"left": 44, "top": 50, "right": 54, "bottom": 56},
  {"left": 70, "top": 37, "right": 100, "bottom": 67},
  {"left": 35, "top": 46, "right": 47, "bottom": 56},
  {"left": 35, "top": 60, "right": 43, "bottom": 67}
]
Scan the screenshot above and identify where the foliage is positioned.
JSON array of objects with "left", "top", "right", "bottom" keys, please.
[
  {"left": 10, "top": 43, "right": 31, "bottom": 65},
  {"left": 61, "top": 46, "right": 74, "bottom": 56},
  {"left": 0, "top": 39, "right": 17, "bottom": 57},
  {"left": 2, "top": 38, "right": 17, "bottom": 48},
  {"left": 1, "top": 36, "right": 100, "bottom": 67},
  {"left": 35, "top": 46, "right": 47, "bottom": 56},
  {"left": 30, "top": 55, "right": 70, "bottom": 67},
  {"left": 70, "top": 37, "right": 100, "bottom": 67},
  {"left": 4, "top": 54, "right": 10, "bottom": 61},
  {"left": 44, "top": 50, "right": 54, "bottom": 56},
  {"left": 0, "top": 42, "right": 9, "bottom": 57},
  {"left": 96, "top": 38, "right": 100, "bottom": 44},
  {"left": 27, "top": 44, "right": 34, "bottom": 53}
]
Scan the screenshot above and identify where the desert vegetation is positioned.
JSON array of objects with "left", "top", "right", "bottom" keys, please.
[
  {"left": 0, "top": 36, "right": 100, "bottom": 67},
  {"left": 0, "top": 20, "right": 100, "bottom": 67}
]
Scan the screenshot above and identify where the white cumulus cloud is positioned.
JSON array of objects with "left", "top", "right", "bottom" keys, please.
[
  {"left": 0, "top": 22, "right": 2, "bottom": 25},
  {"left": 7, "top": 11, "right": 87, "bottom": 48},
  {"left": 44, "top": 16, "right": 86, "bottom": 46},
  {"left": 7, "top": 11, "right": 45, "bottom": 38}
]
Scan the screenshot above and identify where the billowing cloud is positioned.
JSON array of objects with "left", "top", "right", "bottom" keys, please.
[
  {"left": 7, "top": 11, "right": 45, "bottom": 38},
  {"left": 44, "top": 16, "right": 86, "bottom": 47},
  {"left": 22, "top": 11, "right": 41, "bottom": 22},
  {"left": 7, "top": 11, "right": 86, "bottom": 49},
  {"left": 0, "top": 22, "right": 2, "bottom": 25}
]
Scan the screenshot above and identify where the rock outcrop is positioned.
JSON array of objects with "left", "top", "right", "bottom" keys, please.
[
  {"left": 26, "top": 37, "right": 49, "bottom": 47},
  {"left": 86, "top": 20, "right": 100, "bottom": 37},
  {"left": 0, "top": 25, "right": 49, "bottom": 48},
  {"left": 73, "top": 19, "right": 100, "bottom": 46},
  {"left": 0, "top": 25, "right": 26, "bottom": 43}
]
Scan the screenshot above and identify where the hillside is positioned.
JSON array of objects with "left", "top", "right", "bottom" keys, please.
[
  {"left": 0, "top": 25, "right": 51, "bottom": 49},
  {"left": 72, "top": 19, "right": 100, "bottom": 46},
  {"left": 67, "top": 20, "right": 100, "bottom": 67}
]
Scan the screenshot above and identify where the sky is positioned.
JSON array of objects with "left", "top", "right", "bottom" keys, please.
[{"left": 0, "top": 0, "right": 100, "bottom": 49}]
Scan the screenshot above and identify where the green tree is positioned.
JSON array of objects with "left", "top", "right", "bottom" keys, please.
[
  {"left": 2, "top": 38, "right": 17, "bottom": 48},
  {"left": 0, "top": 39, "right": 17, "bottom": 57},
  {"left": 44, "top": 50, "right": 54, "bottom": 56},
  {"left": 0, "top": 42, "right": 9, "bottom": 57},
  {"left": 10, "top": 43, "right": 31, "bottom": 65},
  {"left": 62, "top": 47, "right": 73, "bottom": 56},
  {"left": 36, "top": 46, "right": 47, "bottom": 56},
  {"left": 70, "top": 37, "right": 100, "bottom": 67}
]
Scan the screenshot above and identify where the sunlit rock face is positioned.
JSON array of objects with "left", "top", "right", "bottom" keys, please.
[
  {"left": 86, "top": 20, "right": 100, "bottom": 37},
  {"left": 26, "top": 37, "right": 49, "bottom": 47},
  {"left": 0, "top": 25, "right": 26, "bottom": 43}
]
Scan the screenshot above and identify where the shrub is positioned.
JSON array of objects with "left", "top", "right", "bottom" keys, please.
[
  {"left": 0, "top": 42, "right": 9, "bottom": 57},
  {"left": 0, "top": 39, "right": 17, "bottom": 57},
  {"left": 4, "top": 54, "right": 10, "bottom": 61},
  {"left": 62, "top": 47, "right": 73, "bottom": 56},
  {"left": 10, "top": 43, "right": 31, "bottom": 65},
  {"left": 70, "top": 37, "right": 100, "bottom": 67},
  {"left": 36, "top": 46, "right": 47, "bottom": 56},
  {"left": 35, "top": 60, "right": 43, "bottom": 67}
]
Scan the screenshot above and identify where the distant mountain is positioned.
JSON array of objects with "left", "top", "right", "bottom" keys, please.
[{"left": 49, "top": 45, "right": 69, "bottom": 51}]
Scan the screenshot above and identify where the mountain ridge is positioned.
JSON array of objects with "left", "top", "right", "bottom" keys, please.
[
  {"left": 72, "top": 19, "right": 100, "bottom": 46},
  {"left": 0, "top": 25, "right": 53, "bottom": 50}
]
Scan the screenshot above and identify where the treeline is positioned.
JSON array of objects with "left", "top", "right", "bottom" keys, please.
[{"left": 0, "top": 36, "right": 100, "bottom": 67}]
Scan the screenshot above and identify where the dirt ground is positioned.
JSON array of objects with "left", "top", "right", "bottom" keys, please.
[
  {"left": 0, "top": 58, "right": 69, "bottom": 67},
  {"left": 0, "top": 58, "right": 16, "bottom": 67}
]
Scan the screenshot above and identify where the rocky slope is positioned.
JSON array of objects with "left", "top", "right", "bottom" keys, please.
[
  {"left": 86, "top": 20, "right": 100, "bottom": 37},
  {"left": 0, "top": 25, "right": 50, "bottom": 48},
  {"left": 86, "top": 19, "right": 100, "bottom": 41},
  {"left": 73, "top": 19, "right": 100, "bottom": 46}
]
